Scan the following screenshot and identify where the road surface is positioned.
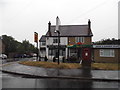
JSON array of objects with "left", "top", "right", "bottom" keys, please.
[{"left": 1, "top": 71, "right": 119, "bottom": 89}]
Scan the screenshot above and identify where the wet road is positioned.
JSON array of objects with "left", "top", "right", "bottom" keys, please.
[
  {"left": 1, "top": 71, "right": 119, "bottom": 89},
  {"left": 0, "top": 58, "right": 119, "bottom": 89}
]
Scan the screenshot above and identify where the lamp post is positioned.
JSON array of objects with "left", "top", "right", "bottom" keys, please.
[
  {"left": 55, "top": 30, "right": 60, "bottom": 65},
  {"left": 55, "top": 16, "right": 60, "bottom": 65}
]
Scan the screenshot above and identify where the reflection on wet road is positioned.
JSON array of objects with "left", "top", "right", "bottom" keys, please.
[{"left": 1, "top": 71, "right": 119, "bottom": 89}]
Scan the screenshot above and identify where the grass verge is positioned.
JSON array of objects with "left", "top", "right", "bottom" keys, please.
[
  {"left": 19, "top": 61, "right": 81, "bottom": 69},
  {"left": 19, "top": 61, "right": 120, "bottom": 70},
  {"left": 91, "top": 63, "right": 120, "bottom": 70}
]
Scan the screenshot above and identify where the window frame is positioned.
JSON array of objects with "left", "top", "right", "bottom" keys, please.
[
  {"left": 53, "top": 37, "right": 58, "bottom": 43},
  {"left": 53, "top": 37, "right": 60, "bottom": 43},
  {"left": 100, "top": 49, "right": 115, "bottom": 57},
  {"left": 41, "top": 42, "right": 46, "bottom": 46},
  {"left": 76, "top": 37, "right": 84, "bottom": 43}
]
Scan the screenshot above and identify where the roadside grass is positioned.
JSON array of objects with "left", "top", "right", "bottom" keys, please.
[
  {"left": 19, "top": 61, "right": 81, "bottom": 69},
  {"left": 19, "top": 61, "right": 120, "bottom": 70},
  {"left": 91, "top": 63, "right": 120, "bottom": 70}
]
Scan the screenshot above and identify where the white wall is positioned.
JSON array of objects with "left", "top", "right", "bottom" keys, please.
[
  {"left": 46, "top": 37, "right": 68, "bottom": 45},
  {"left": 46, "top": 37, "right": 68, "bottom": 60},
  {"left": 40, "top": 42, "right": 46, "bottom": 48}
]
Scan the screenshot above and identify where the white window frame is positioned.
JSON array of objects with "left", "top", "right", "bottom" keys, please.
[
  {"left": 100, "top": 49, "right": 115, "bottom": 57},
  {"left": 76, "top": 37, "right": 84, "bottom": 43},
  {"left": 41, "top": 42, "right": 46, "bottom": 46},
  {"left": 53, "top": 37, "right": 58, "bottom": 43},
  {"left": 53, "top": 37, "right": 60, "bottom": 43}
]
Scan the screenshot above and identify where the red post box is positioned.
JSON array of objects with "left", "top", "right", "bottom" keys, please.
[
  {"left": 82, "top": 48, "right": 91, "bottom": 60},
  {"left": 82, "top": 48, "right": 91, "bottom": 67}
]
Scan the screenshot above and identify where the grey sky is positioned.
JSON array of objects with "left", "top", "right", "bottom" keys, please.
[{"left": 0, "top": 0, "right": 119, "bottom": 44}]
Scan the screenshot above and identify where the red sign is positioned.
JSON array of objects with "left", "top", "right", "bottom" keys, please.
[{"left": 34, "top": 32, "right": 38, "bottom": 42}]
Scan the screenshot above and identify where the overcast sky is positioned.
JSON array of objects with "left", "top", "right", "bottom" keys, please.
[{"left": 0, "top": 0, "right": 119, "bottom": 44}]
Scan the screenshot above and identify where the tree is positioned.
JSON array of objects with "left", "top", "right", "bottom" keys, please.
[
  {"left": 2, "top": 35, "right": 18, "bottom": 55},
  {"left": 2, "top": 35, "right": 37, "bottom": 56},
  {"left": 21, "top": 40, "right": 37, "bottom": 54},
  {"left": 94, "top": 38, "right": 120, "bottom": 45}
]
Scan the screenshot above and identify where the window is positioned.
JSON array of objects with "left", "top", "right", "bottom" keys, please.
[
  {"left": 70, "top": 48, "right": 77, "bottom": 56},
  {"left": 53, "top": 37, "right": 58, "bottom": 43},
  {"left": 42, "top": 42, "right": 46, "bottom": 46},
  {"left": 48, "top": 48, "right": 54, "bottom": 55},
  {"left": 59, "top": 48, "right": 65, "bottom": 56},
  {"left": 48, "top": 48, "right": 65, "bottom": 56},
  {"left": 76, "top": 37, "right": 84, "bottom": 43},
  {"left": 53, "top": 37, "right": 60, "bottom": 43},
  {"left": 100, "top": 49, "right": 115, "bottom": 57}
]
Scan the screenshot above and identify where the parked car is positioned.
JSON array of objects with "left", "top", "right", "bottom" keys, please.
[
  {"left": 0, "top": 54, "right": 7, "bottom": 59},
  {"left": 32, "top": 53, "right": 37, "bottom": 57},
  {"left": 14, "top": 54, "right": 26, "bottom": 58}
]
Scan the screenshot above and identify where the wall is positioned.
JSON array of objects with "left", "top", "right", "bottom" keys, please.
[
  {"left": 68, "top": 37, "right": 76, "bottom": 45},
  {"left": 93, "top": 48, "right": 120, "bottom": 63},
  {"left": 0, "top": 39, "right": 2, "bottom": 54},
  {"left": 68, "top": 37, "right": 92, "bottom": 45},
  {"left": 46, "top": 37, "right": 68, "bottom": 60},
  {"left": 118, "top": 49, "right": 120, "bottom": 63},
  {"left": 0, "top": 39, "right": 5, "bottom": 54},
  {"left": 46, "top": 37, "right": 68, "bottom": 45},
  {"left": 84, "top": 37, "right": 92, "bottom": 45}
]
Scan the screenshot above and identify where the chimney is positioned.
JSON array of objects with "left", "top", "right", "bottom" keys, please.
[
  {"left": 88, "top": 19, "right": 91, "bottom": 29},
  {"left": 48, "top": 21, "right": 51, "bottom": 36},
  {"left": 88, "top": 19, "right": 91, "bottom": 36},
  {"left": 56, "top": 16, "right": 61, "bottom": 31}
]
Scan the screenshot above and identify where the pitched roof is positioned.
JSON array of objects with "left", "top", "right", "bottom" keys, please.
[
  {"left": 39, "top": 35, "right": 46, "bottom": 42},
  {"left": 46, "top": 25, "right": 93, "bottom": 37}
]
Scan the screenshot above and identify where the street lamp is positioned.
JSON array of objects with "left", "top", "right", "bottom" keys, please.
[{"left": 54, "top": 30, "right": 60, "bottom": 65}]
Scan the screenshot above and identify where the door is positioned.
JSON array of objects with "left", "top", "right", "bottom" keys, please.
[{"left": 82, "top": 48, "right": 91, "bottom": 60}]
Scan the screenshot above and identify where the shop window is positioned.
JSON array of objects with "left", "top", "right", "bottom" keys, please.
[{"left": 100, "top": 49, "right": 115, "bottom": 57}]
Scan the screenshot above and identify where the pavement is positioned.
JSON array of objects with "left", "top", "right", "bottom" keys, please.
[{"left": 0, "top": 60, "right": 120, "bottom": 81}]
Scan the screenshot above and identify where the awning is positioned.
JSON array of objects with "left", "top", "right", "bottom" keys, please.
[
  {"left": 67, "top": 44, "right": 93, "bottom": 48},
  {"left": 47, "top": 45, "right": 66, "bottom": 48}
]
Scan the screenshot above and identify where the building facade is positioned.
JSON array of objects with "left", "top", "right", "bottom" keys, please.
[
  {"left": 39, "top": 18, "right": 93, "bottom": 62},
  {"left": 93, "top": 45, "right": 120, "bottom": 63},
  {"left": 39, "top": 17, "right": 120, "bottom": 63},
  {"left": 39, "top": 35, "right": 46, "bottom": 58}
]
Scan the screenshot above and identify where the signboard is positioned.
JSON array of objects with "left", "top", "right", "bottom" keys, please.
[
  {"left": 34, "top": 32, "right": 38, "bottom": 42},
  {"left": 93, "top": 45, "right": 120, "bottom": 48}
]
